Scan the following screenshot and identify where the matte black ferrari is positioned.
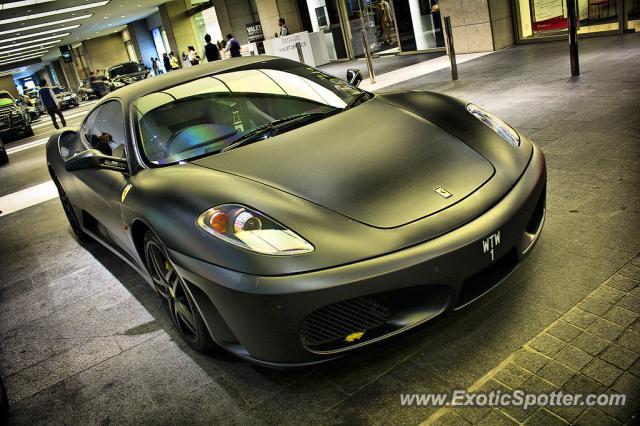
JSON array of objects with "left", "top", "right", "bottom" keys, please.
[{"left": 46, "top": 57, "right": 546, "bottom": 366}]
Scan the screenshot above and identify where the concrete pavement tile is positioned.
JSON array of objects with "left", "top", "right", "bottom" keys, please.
[
  {"left": 586, "top": 318, "right": 625, "bottom": 342},
  {"left": 524, "top": 408, "right": 569, "bottom": 425},
  {"left": 494, "top": 363, "right": 532, "bottom": 388},
  {"left": 554, "top": 345, "right": 593, "bottom": 371},
  {"left": 572, "top": 332, "right": 609, "bottom": 356},
  {"left": 579, "top": 297, "right": 613, "bottom": 316},
  {"left": 4, "top": 336, "right": 122, "bottom": 404},
  {"left": 430, "top": 411, "right": 472, "bottom": 425},
  {"left": 536, "top": 359, "right": 576, "bottom": 387},
  {"left": 619, "top": 264, "right": 640, "bottom": 281},
  {"left": 616, "top": 330, "right": 640, "bottom": 352},
  {"left": 591, "top": 286, "right": 626, "bottom": 305},
  {"left": 603, "top": 306, "right": 639, "bottom": 328},
  {"left": 564, "top": 308, "right": 598, "bottom": 330},
  {"left": 598, "top": 390, "right": 639, "bottom": 423},
  {"left": 582, "top": 358, "right": 624, "bottom": 387},
  {"left": 476, "top": 409, "right": 517, "bottom": 425},
  {"left": 548, "top": 321, "right": 582, "bottom": 343},
  {"left": 575, "top": 408, "right": 621, "bottom": 426},
  {"left": 605, "top": 275, "right": 639, "bottom": 293},
  {"left": 611, "top": 373, "right": 640, "bottom": 403},
  {"left": 513, "top": 348, "right": 549, "bottom": 373},
  {"left": 528, "top": 334, "right": 566, "bottom": 357},
  {"left": 250, "top": 372, "right": 348, "bottom": 425},
  {"left": 600, "top": 344, "right": 639, "bottom": 371},
  {"left": 617, "top": 294, "right": 640, "bottom": 314}
]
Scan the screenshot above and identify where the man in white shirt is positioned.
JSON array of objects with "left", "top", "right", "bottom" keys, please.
[{"left": 277, "top": 18, "right": 288, "bottom": 37}]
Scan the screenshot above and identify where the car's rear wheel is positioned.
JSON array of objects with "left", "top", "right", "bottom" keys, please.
[
  {"left": 52, "top": 175, "right": 88, "bottom": 241},
  {"left": 0, "top": 148, "right": 8, "bottom": 165},
  {"left": 143, "top": 230, "right": 215, "bottom": 352}
]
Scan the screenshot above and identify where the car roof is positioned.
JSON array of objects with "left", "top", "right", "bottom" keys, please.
[{"left": 102, "top": 56, "right": 281, "bottom": 104}]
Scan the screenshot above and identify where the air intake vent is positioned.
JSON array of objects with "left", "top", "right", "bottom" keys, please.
[{"left": 299, "top": 297, "right": 390, "bottom": 349}]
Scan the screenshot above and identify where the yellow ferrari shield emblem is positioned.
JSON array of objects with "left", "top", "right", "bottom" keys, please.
[{"left": 345, "top": 331, "right": 365, "bottom": 342}]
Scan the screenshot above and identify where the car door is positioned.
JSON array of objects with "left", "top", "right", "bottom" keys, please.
[{"left": 73, "top": 100, "right": 131, "bottom": 251}]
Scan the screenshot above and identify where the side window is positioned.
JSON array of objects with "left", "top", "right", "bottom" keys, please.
[{"left": 84, "top": 101, "right": 127, "bottom": 159}]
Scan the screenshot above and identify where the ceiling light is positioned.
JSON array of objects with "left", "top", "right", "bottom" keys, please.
[
  {"left": 0, "top": 14, "right": 92, "bottom": 36},
  {"left": 0, "top": 40, "right": 59, "bottom": 55},
  {"left": 0, "top": 0, "right": 55, "bottom": 11},
  {"left": 0, "top": 53, "right": 45, "bottom": 66},
  {"left": 0, "top": 48, "right": 49, "bottom": 60},
  {"left": 0, "top": 33, "right": 69, "bottom": 49},
  {"left": 0, "top": 1, "right": 109, "bottom": 25},
  {"left": 0, "top": 26, "right": 79, "bottom": 44}
]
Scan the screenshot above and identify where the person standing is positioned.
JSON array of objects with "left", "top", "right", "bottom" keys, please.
[
  {"left": 275, "top": 18, "right": 289, "bottom": 37},
  {"left": 202, "top": 34, "right": 221, "bottom": 62},
  {"left": 187, "top": 46, "right": 200, "bottom": 65},
  {"left": 162, "top": 53, "right": 172, "bottom": 72},
  {"left": 39, "top": 80, "right": 66, "bottom": 130},
  {"left": 169, "top": 51, "right": 180, "bottom": 70},
  {"left": 151, "top": 58, "right": 160, "bottom": 75},
  {"left": 225, "top": 34, "right": 241, "bottom": 58}
]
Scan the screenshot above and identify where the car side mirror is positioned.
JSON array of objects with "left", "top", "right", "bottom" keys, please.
[
  {"left": 346, "top": 69, "right": 362, "bottom": 87},
  {"left": 65, "top": 149, "right": 128, "bottom": 173}
]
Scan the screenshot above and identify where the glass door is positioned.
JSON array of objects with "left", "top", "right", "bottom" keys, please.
[
  {"left": 344, "top": 0, "right": 399, "bottom": 58},
  {"left": 392, "top": 0, "right": 444, "bottom": 51}
]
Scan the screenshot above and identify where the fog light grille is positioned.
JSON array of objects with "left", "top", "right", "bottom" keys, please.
[{"left": 299, "top": 297, "right": 389, "bottom": 348}]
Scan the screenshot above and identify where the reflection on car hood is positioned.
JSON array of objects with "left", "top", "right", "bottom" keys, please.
[{"left": 193, "top": 98, "right": 495, "bottom": 228}]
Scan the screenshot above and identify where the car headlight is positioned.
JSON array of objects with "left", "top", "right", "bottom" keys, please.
[
  {"left": 197, "top": 204, "right": 314, "bottom": 255},
  {"left": 466, "top": 103, "right": 520, "bottom": 147}
]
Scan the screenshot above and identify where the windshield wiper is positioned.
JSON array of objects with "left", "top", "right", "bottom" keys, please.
[
  {"left": 222, "top": 111, "right": 335, "bottom": 152},
  {"left": 344, "top": 92, "right": 371, "bottom": 110}
]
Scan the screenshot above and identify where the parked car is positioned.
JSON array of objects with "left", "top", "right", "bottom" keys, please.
[
  {"left": 18, "top": 95, "right": 41, "bottom": 121},
  {"left": 0, "top": 136, "right": 8, "bottom": 165},
  {"left": 0, "top": 90, "right": 33, "bottom": 140},
  {"left": 88, "top": 77, "right": 111, "bottom": 98},
  {"left": 46, "top": 57, "right": 546, "bottom": 367},
  {"left": 51, "top": 86, "right": 80, "bottom": 109},
  {"left": 23, "top": 87, "right": 46, "bottom": 115},
  {"left": 105, "top": 62, "right": 149, "bottom": 90}
]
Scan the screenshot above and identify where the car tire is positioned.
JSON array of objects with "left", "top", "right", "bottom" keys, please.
[
  {"left": 24, "top": 126, "right": 34, "bottom": 137},
  {"left": 143, "top": 230, "right": 215, "bottom": 353},
  {"left": 0, "top": 148, "right": 8, "bottom": 165},
  {"left": 52, "top": 175, "right": 89, "bottom": 241}
]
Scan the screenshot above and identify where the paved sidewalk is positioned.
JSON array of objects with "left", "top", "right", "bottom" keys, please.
[{"left": 0, "top": 34, "right": 638, "bottom": 425}]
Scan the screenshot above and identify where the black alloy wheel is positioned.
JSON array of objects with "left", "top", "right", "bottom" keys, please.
[
  {"left": 143, "top": 231, "right": 214, "bottom": 352},
  {"left": 52, "top": 176, "right": 88, "bottom": 240}
]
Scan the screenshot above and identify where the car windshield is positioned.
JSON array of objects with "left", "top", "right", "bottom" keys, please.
[
  {"left": 109, "top": 63, "right": 141, "bottom": 77},
  {"left": 134, "top": 61, "right": 364, "bottom": 166},
  {"left": 52, "top": 87, "right": 65, "bottom": 94}
]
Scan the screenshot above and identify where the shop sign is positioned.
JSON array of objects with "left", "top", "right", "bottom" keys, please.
[
  {"left": 532, "top": 0, "right": 568, "bottom": 31},
  {"left": 246, "top": 21, "right": 264, "bottom": 43}
]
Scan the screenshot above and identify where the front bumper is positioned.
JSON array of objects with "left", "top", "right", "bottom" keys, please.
[{"left": 169, "top": 144, "right": 546, "bottom": 367}]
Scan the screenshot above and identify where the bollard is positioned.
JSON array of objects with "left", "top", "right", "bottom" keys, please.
[
  {"left": 295, "top": 42, "right": 304, "bottom": 63},
  {"left": 361, "top": 31, "right": 376, "bottom": 84},
  {"left": 443, "top": 16, "right": 458, "bottom": 81},
  {"left": 567, "top": 0, "right": 580, "bottom": 76}
]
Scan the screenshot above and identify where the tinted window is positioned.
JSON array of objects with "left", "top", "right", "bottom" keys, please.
[
  {"left": 109, "top": 63, "right": 141, "bottom": 77},
  {"left": 83, "top": 101, "right": 127, "bottom": 159},
  {"left": 134, "top": 61, "right": 363, "bottom": 165}
]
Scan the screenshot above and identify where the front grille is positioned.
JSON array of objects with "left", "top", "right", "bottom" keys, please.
[
  {"left": 300, "top": 297, "right": 390, "bottom": 348},
  {"left": 0, "top": 114, "right": 8, "bottom": 129}
]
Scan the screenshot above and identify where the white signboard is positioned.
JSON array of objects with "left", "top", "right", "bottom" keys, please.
[{"left": 266, "top": 32, "right": 316, "bottom": 67}]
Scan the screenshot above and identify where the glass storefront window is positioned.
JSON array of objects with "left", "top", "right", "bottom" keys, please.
[
  {"left": 516, "top": 0, "right": 620, "bottom": 40},
  {"left": 193, "top": 6, "right": 224, "bottom": 51},
  {"left": 305, "top": 0, "right": 349, "bottom": 60},
  {"left": 393, "top": 0, "right": 444, "bottom": 50},
  {"left": 345, "top": 0, "right": 400, "bottom": 57}
]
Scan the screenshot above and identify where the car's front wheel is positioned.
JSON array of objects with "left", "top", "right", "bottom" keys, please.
[
  {"left": 143, "top": 230, "right": 215, "bottom": 352},
  {"left": 52, "top": 175, "right": 88, "bottom": 240},
  {"left": 24, "top": 126, "right": 34, "bottom": 137}
]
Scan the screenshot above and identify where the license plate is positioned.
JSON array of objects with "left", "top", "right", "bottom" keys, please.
[{"left": 481, "top": 230, "right": 502, "bottom": 261}]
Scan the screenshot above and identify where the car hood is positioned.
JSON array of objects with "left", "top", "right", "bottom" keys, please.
[{"left": 193, "top": 98, "right": 495, "bottom": 228}]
